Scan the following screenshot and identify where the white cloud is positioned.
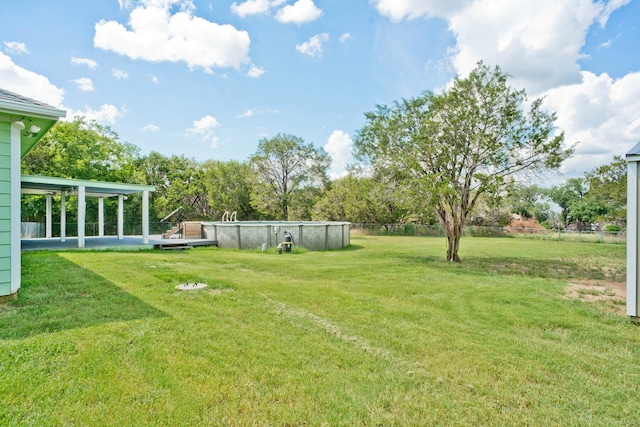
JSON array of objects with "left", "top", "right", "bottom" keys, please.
[
  {"left": 543, "top": 70, "right": 640, "bottom": 177},
  {"left": 237, "top": 109, "right": 255, "bottom": 118},
  {"left": 339, "top": 33, "right": 352, "bottom": 43},
  {"left": 296, "top": 33, "right": 329, "bottom": 58},
  {"left": 147, "top": 74, "right": 159, "bottom": 84},
  {"left": 186, "top": 115, "right": 221, "bottom": 146},
  {"left": 445, "top": 0, "right": 613, "bottom": 95},
  {"left": 118, "top": 0, "right": 134, "bottom": 9},
  {"left": 275, "top": 0, "right": 322, "bottom": 24},
  {"left": 71, "top": 57, "right": 98, "bottom": 69},
  {"left": 70, "top": 104, "right": 124, "bottom": 124},
  {"left": 247, "top": 63, "right": 265, "bottom": 78},
  {"left": 112, "top": 69, "right": 129, "bottom": 79},
  {"left": 372, "top": 0, "right": 634, "bottom": 177},
  {"left": 71, "top": 78, "right": 95, "bottom": 92},
  {"left": 94, "top": 0, "right": 251, "bottom": 73},
  {"left": 324, "top": 130, "right": 354, "bottom": 179},
  {"left": 373, "top": 0, "right": 629, "bottom": 96},
  {"left": 231, "top": 0, "right": 286, "bottom": 17},
  {"left": 236, "top": 107, "right": 279, "bottom": 119},
  {"left": 143, "top": 124, "right": 160, "bottom": 131},
  {"left": 0, "top": 52, "right": 65, "bottom": 108},
  {"left": 599, "top": 39, "right": 614, "bottom": 49},
  {"left": 372, "top": 0, "right": 466, "bottom": 22},
  {"left": 4, "top": 41, "right": 29, "bottom": 55}
]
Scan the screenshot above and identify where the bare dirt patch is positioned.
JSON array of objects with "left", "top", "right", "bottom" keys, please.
[{"left": 565, "top": 280, "right": 626, "bottom": 315}]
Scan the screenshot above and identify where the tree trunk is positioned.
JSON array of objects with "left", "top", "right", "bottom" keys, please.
[{"left": 445, "top": 224, "right": 462, "bottom": 263}]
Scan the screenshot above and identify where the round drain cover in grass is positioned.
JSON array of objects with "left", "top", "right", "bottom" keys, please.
[{"left": 176, "top": 283, "right": 208, "bottom": 291}]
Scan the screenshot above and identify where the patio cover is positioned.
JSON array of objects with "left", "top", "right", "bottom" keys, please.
[{"left": 21, "top": 175, "right": 155, "bottom": 247}]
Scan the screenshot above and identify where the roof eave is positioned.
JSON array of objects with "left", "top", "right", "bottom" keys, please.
[{"left": 0, "top": 99, "right": 66, "bottom": 120}]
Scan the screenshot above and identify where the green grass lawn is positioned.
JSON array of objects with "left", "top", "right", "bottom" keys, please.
[{"left": 1, "top": 236, "right": 637, "bottom": 425}]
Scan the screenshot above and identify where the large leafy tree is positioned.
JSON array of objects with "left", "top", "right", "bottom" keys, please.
[
  {"left": 548, "top": 178, "right": 588, "bottom": 229},
  {"left": 22, "top": 117, "right": 139, "bottom": 182},
  {"left": 585, "top": 155, "right": 626, "bottom": 224},
  {"left": 507, "top": 184, "right": 551, "bottom": 224},
  {"left": 355, "top": 62, "right": 573, "bottom": 262},
  {"left": 567, "top": 198, "right": 607, "bottom": 230},
  {"left": 312, "top": 174, "right": 414, "bottom": 224},
  {"left": 21, "top": 117, "right": 140, "bottom": 225},
  {"left": 250, "top": 133, "right": 330, "bottom": 220},
  {"left": 202, "top": 160, "right": 256, "bottom": 220},
  {"left": 136, "top": 152, "right": 209, "bottom": 221}
]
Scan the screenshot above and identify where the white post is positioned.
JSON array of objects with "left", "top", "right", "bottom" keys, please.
[
  {"left": 60, "top": 191, "right": 66, "bottom": 243},
  {"left": 98, "top": 197, "right": 104, "bottom": 237},
  {"left": 78, "top": 186, "right": 86, "bottom": 248},
  {"left": 627, "top": 159, "right": 639, "bottom": 318},
  {"left": 10, "top": 124, "right": 21, "bottom": 294},
  {"left": 118, "top": 194, "right": 124, "bottom": 240},
  {"left": 45, "top": 194, "right": 52, "bottom": 238},
  {"left": 142, "top": 190, "right": 149, "bottom": 244}
]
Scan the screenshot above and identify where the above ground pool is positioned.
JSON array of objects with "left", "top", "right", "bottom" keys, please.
[{"left": 201, "top": 221, "right": 351, "bottom": 251}]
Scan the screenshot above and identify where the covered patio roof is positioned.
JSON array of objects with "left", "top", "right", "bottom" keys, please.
[
  {"left": 20, "top": 175, "right": 155, "bottom": 248},
  {"left": 21, "top": 175, "right": 155, "bottom": 197}
]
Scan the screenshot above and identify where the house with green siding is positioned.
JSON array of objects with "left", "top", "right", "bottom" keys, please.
[{"left": 0, "top": 89, "right": 65, "bottom": 299}]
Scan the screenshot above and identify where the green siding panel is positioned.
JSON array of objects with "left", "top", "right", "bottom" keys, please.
[
  {"left": 0, "top": 181, "right": 9, "bottom": 195},
  {"left": 0, "top": 123, "right": 10, "bottom": 297},
  {"left": 0, "top": 123, "right": 9, "bottom": 142},
  {"left": 0, "top": 254, "right": 10, "bottom": 297},
  {"left": 0, "top": 121, "right": 10, "bottom": 294},
  {"left": 0, "top": 282, "right": 9, "bottom": 297},
  {"left": 0, "top": 119, "right": 8, "bottom": 190},
  {"left": 0, "top": 155, "right": 9, "bottom": 169}
]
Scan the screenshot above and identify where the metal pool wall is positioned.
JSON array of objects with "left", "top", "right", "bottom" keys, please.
[{"left": 201, "top": 221, "right": 351, "bottom": 251}]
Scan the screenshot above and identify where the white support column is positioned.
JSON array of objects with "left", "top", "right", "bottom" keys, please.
[
  {"left": 45, "top": 194, "right": 53, "bottom": 238},
  {"left": 10, "top": 124, "right": 21, "bottom": 294},
  {"left": 142, "top": 190, "right": 149, "bottom": 244},
  {"left": 60, "top": 192, "right": 66, "bottom": 243},
  {"left": 118, "top": 194, "right": 124, "bottom": 240},
  {"left": 627, "top": 160, "right": 639, "bottom": 318},
  {"left": 78, "top": 186, "right": 86, "bottom": 248},
  {"left": 98, "top": 197, "right": 104, "bottom": 237}
]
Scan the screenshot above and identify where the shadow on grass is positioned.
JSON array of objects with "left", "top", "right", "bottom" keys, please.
[
  {"left": 405, "top": 255, "right": 625, "bottom": 282},
  {"left": 0, "top": 252, "right": 167, "bottom": 340},
  {"left": 339, "top": 244, "right": 365, "bottom": 252}
]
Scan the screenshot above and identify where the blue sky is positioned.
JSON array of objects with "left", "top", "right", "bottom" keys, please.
[{"left": 1, "top": 0, "right": 639, "bottom": 181}]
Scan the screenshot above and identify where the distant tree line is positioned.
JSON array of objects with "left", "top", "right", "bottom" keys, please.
[
  {"left": 20, "top": 119, "right": 416, "bottom": 227},
  {"left": 505, "top": 156, "right": 626, "bottom": 231},
  {"left": 20, "top": 63, "right": 627, "bottom": 261}
]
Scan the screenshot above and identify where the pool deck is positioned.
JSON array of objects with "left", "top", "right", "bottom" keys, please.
[{"left": 21, "top": 235, "right": 218, "bottom": 251}]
